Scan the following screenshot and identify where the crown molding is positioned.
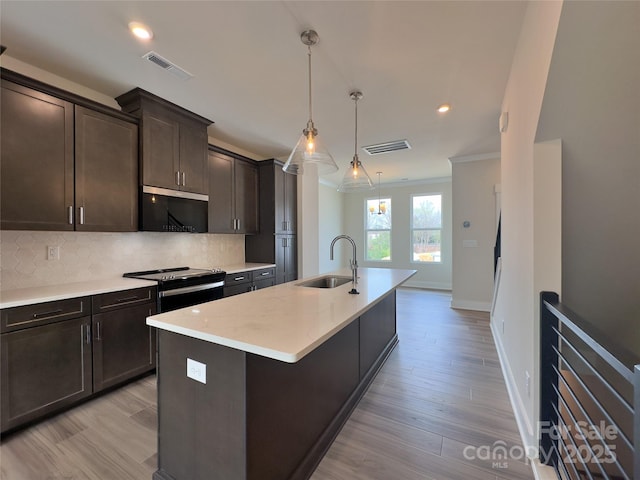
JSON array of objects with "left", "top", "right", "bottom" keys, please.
[{"left": 448, "top": 152, "right": 500, "bottom": 164}]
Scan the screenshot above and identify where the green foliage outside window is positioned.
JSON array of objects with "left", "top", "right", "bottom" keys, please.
[
  {"left": 412, "top": 195, "right": 442, "bottom": 263},
  {"left": 366, "top": 198, "right": 391, "bottom": 261}
]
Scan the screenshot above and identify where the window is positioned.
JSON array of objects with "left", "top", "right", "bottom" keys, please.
[
  {"left": 411, "top": 194, "right": 441, "bottom": 263},
  {"left": 365, "top": 197, "right": 391, "bottom": 261}
]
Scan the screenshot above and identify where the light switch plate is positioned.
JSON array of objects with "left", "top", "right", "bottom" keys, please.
[{"left": 187, "top": 358, "right": 206, "bottom": 384}]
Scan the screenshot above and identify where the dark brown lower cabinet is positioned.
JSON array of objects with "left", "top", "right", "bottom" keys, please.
[
  {"left": 92, "top": 302, "right": 156, "bottom": 392},
  {"left": 0, "top": 286, "right": 157, "bottom": 434},
  {"left": 246, "top": 235, "right": 297, "bottom": 285},
  {"left": 276, "top": 235, "right": 297, "bottom": 284},
  {"left": 0, "top": 316, "right": 92, "bottom": 433},
  {"left": 153, "top": 291, "right": 397, "bottom": 480},
  {"left": 223, "top": 267, "right": 276, "bottom": 297}
]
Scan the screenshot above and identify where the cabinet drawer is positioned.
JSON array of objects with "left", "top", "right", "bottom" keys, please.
[
  {"left": 1, "top": 297, "right": 91, "bottom": 333},
  {"left": 223, "top": 283, "right": 253, "bottom": 298},
  {"left": 253, "top": 278, "right": 275, "bottom": 291},
  {"left": 225, "top": 271, "right": 253, "bottom": 286},
  {"left": 253, "top": 268, "right": 275, "bottom": 281},
  {"left": 92, "top": 287, "right": 157, "bottom": 314}
]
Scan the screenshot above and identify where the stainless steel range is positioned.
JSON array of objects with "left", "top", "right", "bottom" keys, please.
[{"left": 123, "top": 267, "right": 226, "bottom": 312}]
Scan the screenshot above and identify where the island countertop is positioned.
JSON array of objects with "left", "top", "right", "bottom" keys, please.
[{"left": 146, "top": 267, "right": 416, "bottom": 363}]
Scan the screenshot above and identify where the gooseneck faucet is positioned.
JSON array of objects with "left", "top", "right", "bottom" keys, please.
[{"left": 330, "top": 235, "right": 359, "bottom": 294}]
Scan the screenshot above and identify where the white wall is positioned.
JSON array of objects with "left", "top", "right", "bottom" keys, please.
[
  {"left": 297, "top": 167, "right": 320, "bottom": 279},
  {"left": 318, "top": 182, "right": 345, "bottom": 274},
  {"left": 535, "top": 1, "right": 640, "bottom": 356},
  {"left": 451, "top": 154, "right": 501, "bottom": 311},
  {"left": 492, "top": 0, "right": 562, "bottom": 458},
  {"left": 342, "top": 179, "right": 452, "bottom": 290}
]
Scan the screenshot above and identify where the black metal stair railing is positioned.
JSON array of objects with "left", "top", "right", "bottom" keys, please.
[{"left": 540, "top": 292, "right": 639, "bottom": 480}]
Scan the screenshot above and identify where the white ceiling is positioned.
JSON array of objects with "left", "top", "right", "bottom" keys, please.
[{"left": 1, "top": 1, "right": 526, "bottom": 186}]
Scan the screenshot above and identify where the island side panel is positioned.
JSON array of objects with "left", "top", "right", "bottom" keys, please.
[
  {"left": 359, "top": 291, "right": 397, "bottom": 379},
  {"left": 155, "top": 330, "right": 247, "bottom": 480},
  {"left": 246, "top": 320, "right": 360, "bottom": 480}
]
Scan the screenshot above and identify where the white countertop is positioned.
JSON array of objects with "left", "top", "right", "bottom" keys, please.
[
  {"left": 147, "top": 267, "right": 416, "bottom": 363},
  {"left": 0, "top": 263, "right": 275, "bottom": 309},
  {"left": 0, "top": 277, "right": 158, "bottom": 309},
  {"left": 221, "top": 263, "right": 276, "bottom": 274}
]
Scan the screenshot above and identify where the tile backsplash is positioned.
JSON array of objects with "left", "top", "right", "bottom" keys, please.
[{"left": 0, "top": 230, "right": 245, "bottom": 291}]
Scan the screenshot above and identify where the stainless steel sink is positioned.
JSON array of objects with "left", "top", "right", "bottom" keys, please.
[{"left": 297, "top": 275, "right": 353, "bottom": 289}]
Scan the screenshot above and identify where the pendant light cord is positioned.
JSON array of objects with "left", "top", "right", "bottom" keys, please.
[
  {"left": 377, "top": 172, "right": 382, "bottom": 214},
  {"left": 354, "top": 96, "right": 358, "bottom": 157},
  {"left": 307, "top": 45, "right": 313, "bottom": 122}
]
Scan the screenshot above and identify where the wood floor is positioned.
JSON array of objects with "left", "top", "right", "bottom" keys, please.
[{"left": 0, "top": 288, "right": 533, "bottom": 480}]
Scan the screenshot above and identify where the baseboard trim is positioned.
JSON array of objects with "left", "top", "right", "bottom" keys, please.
[
  {"left": 490, "top": 319, "right": 540, "bottom": 474},
  {"left": 450, "top": 299, "right": 491, "bottom": 312}
]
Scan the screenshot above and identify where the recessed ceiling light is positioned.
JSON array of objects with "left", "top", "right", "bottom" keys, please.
[
  {"left": 129, "top": 21, "right": 153, "bottom": 40},
  {"left": 437, "top": 103, "right": 451, "bottom": 113}
]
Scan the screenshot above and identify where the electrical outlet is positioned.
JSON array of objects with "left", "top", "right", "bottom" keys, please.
[
  {"left": 186, "top": 358, "right": 206, "bottom": 384},
  {"left": 47, "top": 245, "right": 60, "bottom": 260},
  {"left": 525, "top": 371, "right": 531, "bottom": 397}
]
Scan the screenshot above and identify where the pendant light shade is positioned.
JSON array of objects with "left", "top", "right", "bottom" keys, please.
[
  {"left": 283, "top": 30, "right": 338, "bottom": 176},
  {"left": 338, "top": 91, "right": 374, "bottom": 192}
]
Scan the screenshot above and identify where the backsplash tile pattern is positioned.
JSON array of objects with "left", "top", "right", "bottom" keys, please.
[{"left": 0, "top": 231, "right": 245, "bottom": 291}]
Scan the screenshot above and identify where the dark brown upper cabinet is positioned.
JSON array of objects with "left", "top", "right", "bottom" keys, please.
[
  {"left": 208, "top": 147, "right": 258, "bottom": 234},
  {"left": 74, "top": 106, "right": 138, "bottom": 231},
  {"left": 1, "top": 79, "right": 74, "bottom": 231},
  {"left": 116, "top": 88, "right": 213, "bottom": 196},
  {"left": 1, "top": 71, "right": 138, "bottom": 232}
]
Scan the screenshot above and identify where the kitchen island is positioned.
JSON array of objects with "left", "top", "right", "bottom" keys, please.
[{"left": 147, "top": 267, "right": 415, "bottom": 480}]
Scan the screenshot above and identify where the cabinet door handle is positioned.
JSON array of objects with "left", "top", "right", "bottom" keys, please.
[
  {"left": 68, "top": 206, "right": 74, "bottom": 225},
  {"left": 260, "top": 272, "right": 270, "bottom": 276},
  {"left": 282, "top": 221, "right": 287, "bottom": 231},
  {"left": 236, "top": 218, "right": 241, "bottom": 231},
  {"left": 234, "top": 276, "right": 245, "bottom": 281},
  {"left": 175, "top": 171, "right": 181, "bottom": 186},
  {"left": 84, "top": 324, "right": 91, "bottom": 345},
  {"left": 115, "top": 296, "right": 139, "bottom": 304},
  {"left": 78, "top": 206, "right": 85, "bottom": 225},
  {"left": 181, "top": 171, "right": 186, "bottom": 186},
  {"left": 95, "top": 321, "right": 102, "bottom": 341},
  {"left": 32, "top": 309, "right": 63, "bottom": 319}
]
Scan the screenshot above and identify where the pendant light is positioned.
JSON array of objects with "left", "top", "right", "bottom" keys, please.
[
  {"left": 338, "top": 91, "right": 374, "bottom": 192},
  {"left": 282, "top": 30, "right": 338, "bottom": 176},
  {"left": 373, "top": 172, "right": 387, "bottom": 214}
]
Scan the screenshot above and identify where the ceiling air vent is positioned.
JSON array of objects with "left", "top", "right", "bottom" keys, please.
[
  {"left": 142, "top": 51, "right": 193, "bottom": 80},
  {"left": 362, "top": 139, "right": 411, "bottom": 155}
]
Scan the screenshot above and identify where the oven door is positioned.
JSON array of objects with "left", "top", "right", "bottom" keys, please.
[{"left": 159, "top": 281, "right": 224, "bottom": 312}]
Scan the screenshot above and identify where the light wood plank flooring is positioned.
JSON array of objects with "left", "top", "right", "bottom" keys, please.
[{"left": 0, "top": 288, "right": 532, "bottom": 480}]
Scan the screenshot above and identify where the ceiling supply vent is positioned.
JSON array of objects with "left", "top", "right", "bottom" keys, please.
[
  {"left": 142, "top": 51, "right": 193, "bottom": 80},
  {"left": 362, "top": 139, "right": 411, "bottom": 155}
]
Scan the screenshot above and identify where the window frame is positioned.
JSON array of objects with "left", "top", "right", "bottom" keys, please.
[
  {"left": 364, "top": 196, "right": 392, "bottom": 262},
  {"left": 410, "top": 193, "right": 442, "bottom": 264}
]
